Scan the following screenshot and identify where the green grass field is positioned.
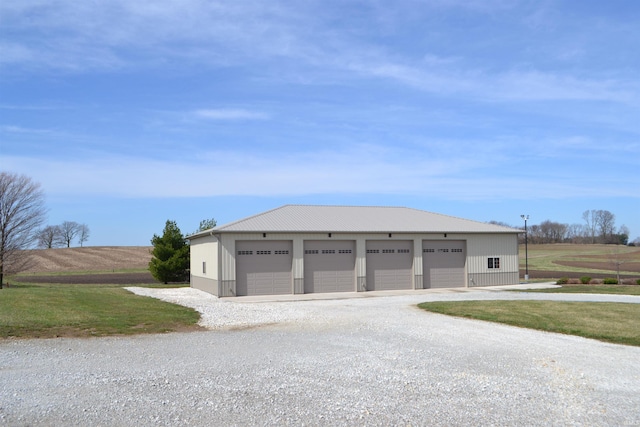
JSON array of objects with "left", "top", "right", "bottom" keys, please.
[
  {"left": 520, "top": 285, "right": 640, "bottom": 295},
  {"left": 15, "top": 268, "right": 150, "bottom": 276},
  {"left": 520, "top": 243, "right": 640, "bottom": 277},
  {"left": 0, "top": 282, "right": 201, "bottom": 339},
  {"left": 418, "top": 300, "right": 640, "bottom": 346}
]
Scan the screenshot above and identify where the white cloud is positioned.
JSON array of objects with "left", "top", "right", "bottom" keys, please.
[
  {"left": 0, "top": 42, "right": 35, "bottom": 65},
  {"left": 194, "top": 109, "right": 269, "bottom": 120},
  {"left": 3, "top": 0, "right": 637, "bottom": 106},
  {"left": 495, "top": 71, "right": 632, "bottom": 102},
  {"left": 1, "top": 125, "right": 52, "bottom": 134},
  {"left": 0, "top": 0, "right": 305, "bottom": 71},
  {"left": 4, "top": 143, "right": 638, "bottom": 202},
  {"left": 346, "top": 54, "right": 635, "bottom": 103}
]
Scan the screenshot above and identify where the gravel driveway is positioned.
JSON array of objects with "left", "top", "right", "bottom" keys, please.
[{"left": 1, "top": 285, "right": 639, "bottom": 426}]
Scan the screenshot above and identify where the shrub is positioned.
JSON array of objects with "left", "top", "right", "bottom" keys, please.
[
  {"left": 556, "top": 277, "right": 569, "bottom": 285},
  {"left": 637, "top": 279, "right": 640, "bottom": 286},
  {"left": 590, "top": 278, "right": 603, "bottom": 285},
  {"left": 567, "top": 278, "right": 581, "bottom": 284},
  {"left": 580, "top": 276, "right": 591, "bottom": 285},
  {"left": 603, "top": 278, "right": 618, "bottom": 285}
]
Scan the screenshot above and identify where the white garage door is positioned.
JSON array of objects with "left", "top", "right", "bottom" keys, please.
[
  {"left": 304, "top": 240, "right": 356, "bottom": 293},
  {"left": 236, "top": 241, "right": 293, "bottom": 296},
  {"left": 422, "top": 240, "right": 466, "bottom": 288},
  {"left": 366, "top": 240, "right": 413, "bottom": 291}
]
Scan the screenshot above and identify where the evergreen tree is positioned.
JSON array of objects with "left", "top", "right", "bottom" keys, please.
[{"left": 149, "top": 220, "right": 190, "bottom": 284}]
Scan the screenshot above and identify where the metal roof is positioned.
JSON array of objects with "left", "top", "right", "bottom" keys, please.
[{"left": 189, "top": 205, "right": 521, "bottom": 238}]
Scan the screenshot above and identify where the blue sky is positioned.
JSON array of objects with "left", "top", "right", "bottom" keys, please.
[{"left": 1, "top": 0, "right": 639, "bottom": 246}]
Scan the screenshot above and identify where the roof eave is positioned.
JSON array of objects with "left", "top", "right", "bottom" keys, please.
[
  {"left": 186, "top": 229, "right": 218, "bottom": 240},
  {"left": 204, "top": 228, "right": 521, "bottom": 234}
]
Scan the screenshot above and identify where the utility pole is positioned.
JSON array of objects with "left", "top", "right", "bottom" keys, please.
[{"left": 521, "top": 214, "right": 529, "bottom": 282}]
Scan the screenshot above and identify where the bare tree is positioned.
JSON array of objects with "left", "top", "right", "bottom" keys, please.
[
  {"left": 538, "top": 220, "right": 567, "bottom": 243},
  {"left": 0, "top": 172, "right": 47, "bottom": 287},
  {"left": 595, "top": 210, "right": 616, "bottom": 243},
  {"left": 37, "top": 225, "right": 63, "bottom": 249},
  {"left": 619, "top": 224, "right": 630, "bottom": 238},
  {"left": 191, "top": 218, "right": 217, "bottom": 236},
  {"left": 528, "top": 224, "right": 541, "bottom": 244},
  {"left": 566, "top": 223, "right": 585, "bottom": 243},
  {"left": 59, "top": 221, "right": 80, "bottom": 248},
  {"left": 78, "top": 223, "right": 90, "bottom": 247},
  {"left": 582, "top": 210, "right": 597, "bottom": 244},
  {"left": 615, "top": 225, "right": 630, "bottom": 245}
]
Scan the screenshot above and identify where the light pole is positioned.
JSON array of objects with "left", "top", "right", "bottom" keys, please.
[{"left": 521, "top": 214, "right": 529, "bottom": 282}]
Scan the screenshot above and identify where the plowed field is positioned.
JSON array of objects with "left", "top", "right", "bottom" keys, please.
[
  {"left": 12, "top": 247, "right": 156, "bottom": 285},
  {"left": 19, "top": 246, "right": 152, "bottom": 273}
]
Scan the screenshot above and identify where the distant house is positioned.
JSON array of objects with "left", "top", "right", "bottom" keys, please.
[{"left": 187, "top": 205, "right": 521, "bottom": 297}]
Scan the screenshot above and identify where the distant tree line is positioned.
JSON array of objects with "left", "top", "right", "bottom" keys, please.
[
  {"left": 495, "top": 210, "right": 632, "bottom": 245},
  {"left": 37, "top": 221, "right": 90, "bottom": 248}
]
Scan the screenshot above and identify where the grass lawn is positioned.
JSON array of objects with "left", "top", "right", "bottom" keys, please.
[
  {"left": 418, "top": 300, "right": 640, "bottom": 346},
  {"left": 15, "top": 268, "right": 150, "bottom": 276},
  {"left": 0, "top": 282, "right": 201, "bottom": 339},
  {"left": 520, "top": 285, "right": 640, "bottom": 295},
  {"left": 520, "top": 243, "right": 640, "bottom": 276}
]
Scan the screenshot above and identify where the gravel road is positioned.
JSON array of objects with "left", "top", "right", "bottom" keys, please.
[{"left": 1, "top": 285, "right": 639, "bottom": 426}]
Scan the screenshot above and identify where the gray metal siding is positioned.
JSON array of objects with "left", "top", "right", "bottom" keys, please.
[
  {"left": 190, "top": 275, "right": 219, "bottom": 296},
  {"left": 469, "top": 271, "right": 519, "bottom": 287},
  {"left": 219, "top": 234, "right": 237, "bottom": 297},
  {"left": 466, "top": 234, "right": 519, "bottom": 286}
]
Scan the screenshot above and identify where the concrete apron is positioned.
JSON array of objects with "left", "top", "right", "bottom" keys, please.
[{"left": 226, "top": 282, "right": 560, "bottom": 303}]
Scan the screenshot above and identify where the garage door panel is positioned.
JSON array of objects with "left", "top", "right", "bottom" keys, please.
[
  {"left": 423, "top": 240, "right": 466, "bottom": 289},
  {"left": 311, "top": 271, "right": 353, "bottom": 292},
  {"left": 304, "top": 241, "right": 355, "bottom": 293},
  {"left": 366, "top": 241, "right": 413, "bottom": 291},
  {"left": 236, "top": 241, "right": 292, "bottom": 296},
  {"left": 428, "top": 268, "right": 465, "bottom": 289}
]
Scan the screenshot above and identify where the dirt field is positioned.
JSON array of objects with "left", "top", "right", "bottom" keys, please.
[
  {"left": 18, "top": 246, "right": 152, "bottom": 273},
  {"left": 10, "top": 247, "right": 156, "bottom": 285}
]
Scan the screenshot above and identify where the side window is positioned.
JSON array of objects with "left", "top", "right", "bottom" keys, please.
[
  {"left": 488, "top": 257, "right": 500, "bottom": 269},
  {"left": 202, "top": 261, "right": 206, "bottom": 274}
]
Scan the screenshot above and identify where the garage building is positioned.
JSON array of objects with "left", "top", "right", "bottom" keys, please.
[{"left": 188, "top": 205, "right": 521, "bottom": 297}]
